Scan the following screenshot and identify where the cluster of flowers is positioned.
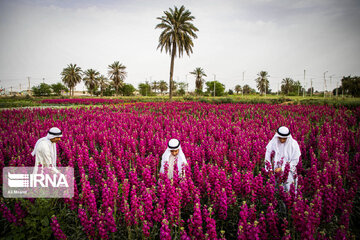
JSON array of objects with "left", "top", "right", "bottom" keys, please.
[
  {"left": 0, "top": 102, "right": 359, "bottom": 239},
  {"left": 40, "top": 98, "right": 133, "bottom": 105}
]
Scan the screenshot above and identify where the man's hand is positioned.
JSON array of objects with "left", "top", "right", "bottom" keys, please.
[{"left": 275, "top": 168, "right": 282, "bottom": 173}]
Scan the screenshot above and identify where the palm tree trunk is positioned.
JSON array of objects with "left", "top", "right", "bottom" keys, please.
[{"left": 169, "top": 42, "right": 176, "bottom": 101}]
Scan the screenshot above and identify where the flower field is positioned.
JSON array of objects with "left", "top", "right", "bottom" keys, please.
[{"left": 0, "top": 102, "right": 359, "bottom": 239}]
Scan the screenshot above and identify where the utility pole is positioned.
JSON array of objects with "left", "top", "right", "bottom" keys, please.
[
  {"left": 323, "top": 71, "right": 328, "bottom": 98},
  {"left": 303, "top": 70, "right": 306, "bottom": 97},
  {"left": 19, "top": 84, "right": 21, "bottom": 92},
  {"left": 310, "top": 78, "right": 313, "bottom": 97},
  {"left": 28, "top": 76, "right": 30, "bottom": 91},
  {"left": 43, "top": 78, "right": 45, "bottom": 84},
  {"left": 213, "top": 74, "right": 216, "bottom": 97},
  {"left": 336, "top": 81, "right": 339, "bottom": 98},
  {"left": 242, "top": 71, "right": 245, "bottom": 96},
  {"left": 144, "top": 78, "right": 147, "bottom": 96},
  {"left": 329, "top": 75, "right": 335, "bottom": 98},
  {"left": 277, "top": 82, "right": 279, "bottom": 96},
  {"left": 10, "top": 86, "right": 13, "bottom": 94}
]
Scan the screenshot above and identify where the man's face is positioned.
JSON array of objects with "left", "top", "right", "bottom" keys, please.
[
  {"left": 278, "top": 137, "right": 287, "bottom": 144},
  {"left": 50, "top": 137, "right": 61, "bottom": 143},
  {"left": 170, "top": 149, "right": 179, "bottom": 156}
]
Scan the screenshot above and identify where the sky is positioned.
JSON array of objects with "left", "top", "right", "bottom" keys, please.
[{"left": 0, "top": 0, "right": 359, "bottom": 93}]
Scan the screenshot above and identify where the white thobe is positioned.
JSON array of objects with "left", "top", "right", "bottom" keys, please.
[
  {"left": 265, "top": 135, "right": 301, "bottom": 191},
  {"left": 33, "top": 139, "right": 59, "bottom": 174}
]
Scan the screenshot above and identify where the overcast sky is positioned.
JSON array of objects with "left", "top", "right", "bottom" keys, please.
[{"left": 0, "top": 0, "right": 359, "bottom": 92}]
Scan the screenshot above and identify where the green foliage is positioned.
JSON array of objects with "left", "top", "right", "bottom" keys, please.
[
  {"left": 234, "top": 85, "right": 242, "bottom": 94},
  {"left": 32, "top": 83, "right": 52, "bottom": 96},
  {"left": 159, "top": 80, "right": 168, "bottom": 94},
  {"left": 228, "top": 89, "right": 234, "bottom": 95},
  {"left": 281, "top": 78, "right": 303, "bottom": 96},
  {"left": 51, "top": 83, "right": 68, "bottom": 96},
  {"left": 102, "top": 86, "right": 116, "bottom": 96},
  {"left": 83, "top": 69, "right": 100, "bottom": 95},
  {"left": 342, "top": 75, "right": 360, "bottom": 97},
  {"left": 205, "top": 81, "right": 226, "bottom": 96},
  {"left": 138, "top": 82, "right": 153, "bottom": 96},
  {"left": 255, "top": 71, "right": 270, "bottom": 95},
  {"left": 0, "top": 198, "right": 86, "bottom": 240},
  {"left": 121, "top": 83, "right": 136, "bottom": 96},
  {"left": 176, "top": 82, "right": 187, "bottom": 96},
  {"left": 190, "top": 67, "right": 207, "bottom": 93},
  {"left": 177, "top": 88, "right": 185, "bottom": 96},
  {"left": 195, "top": 89, "right": 203, "bottom": 95},
  {"left": 108, "top": 61, "right": 127, "bottom": 94},
  {"left": 61, "top": 63, "right": 83, "bottom": 97},
  {"left": 242, "top": 84, "right": 255, "bottom": 94}
]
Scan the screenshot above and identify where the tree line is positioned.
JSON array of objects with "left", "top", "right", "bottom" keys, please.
[{"left": 31, "top": 4, "right": 360, "bottom": 98}]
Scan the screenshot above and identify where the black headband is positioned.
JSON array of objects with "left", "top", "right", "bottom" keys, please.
[
  {"left": 48, "top": 130, "right": 62, "bottom": 136},
  {"left": 277, "top": 127, "right": 290, "bottom": 137},
  {"left": 168, "top": 140, "right": 180, "bottom": 149}
]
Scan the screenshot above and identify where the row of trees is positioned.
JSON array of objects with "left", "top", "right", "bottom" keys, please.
[
  {"left": 61, "top": 61, "right": 128, "bottom": 96},
  {"left": 32, "top": 83, "right": 68, "bottom": 96}
]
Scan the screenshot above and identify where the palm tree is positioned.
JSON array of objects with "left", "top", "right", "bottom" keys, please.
[
  {"left": 255, "top": 71, "right": 270, "bottom": 96},
  {"left": 234, "top": 85, "right": 242, "bottom": 94},
  {"left": 159, "top": 80, "right": 168, "bottom": 95},
  {"left": 83, "top": 69, "right": 100, "bottom": 96},
  {"left": 61, "top": 63, "right": 82, "bottom": 97},
  {"left": 98, "top": 75, "right": 109, "bottom": 97},
  {"left": 243, "top": 84, "right": 252, "bottom": 94},
  {"left": 190, "top": 67, "right": 207, "bottom": 94},
  {"left": 151, "top": 81, "right": 159, "bottom": 94},
  {"left": 108, "top": 61, "right": 127, "bottom": 95},
  {"left": 156, "top": 5, "right": 199, "bottom": 100},
  {"left": 281, "top": 77, "right": 294, "bottom": 95}
]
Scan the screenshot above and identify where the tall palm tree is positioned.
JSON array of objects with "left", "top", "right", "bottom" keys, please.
[
  {"left": 156, "top": 5, "right": 199, "bottom": 100},
  {"left": 255, "top": 71, "right": 270, "bottom": 96},
  {"left": 98, "top": 75, "right": 109, "bottom": 97},
  {"left": 83, "top": 69, "right": 100, "bottom": 96},
  {"left": 108, "top": 61, "right": 127, "bottom": 95},
  {"left": 61, "top": 63, "right": 82, "bottom": 97},
  {"left": 190, "top": 67, "right": 207, "bottom": 94},
  {"left": 281, "top": 77, "right": 294, "bottom": 95}
]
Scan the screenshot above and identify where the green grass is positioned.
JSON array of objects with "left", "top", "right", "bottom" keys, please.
[{"left": 1, "top": 94, "right": 360, "bottom": 109}]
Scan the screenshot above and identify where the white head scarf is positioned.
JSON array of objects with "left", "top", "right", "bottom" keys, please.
[
  {"left": 31, "top": 127, "right": 62, "bottom": 166},
  {"left": 266, "top": 126, "right": 301, "bottom": 171},
  {"left": 160, "top": 139, "right": 187, "bottom": 176}
]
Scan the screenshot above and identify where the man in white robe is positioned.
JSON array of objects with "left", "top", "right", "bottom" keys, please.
[
  {"left": 264, "top": 126, "right": 301, "bottom": 191},
  {"left": 160, "top": 139, "right": 188, "bottom": 179},
  {"left": 32, "top": 127, "right": 63, "bottom": 174}
]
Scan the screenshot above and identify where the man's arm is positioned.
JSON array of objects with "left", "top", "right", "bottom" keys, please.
[{"left": 289, "top": 157, "right": 299, "bottom": 173}]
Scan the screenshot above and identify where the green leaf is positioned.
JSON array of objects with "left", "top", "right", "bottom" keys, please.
[{"left": 41, "top": 216, "right": 49, "bottom": 227}]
